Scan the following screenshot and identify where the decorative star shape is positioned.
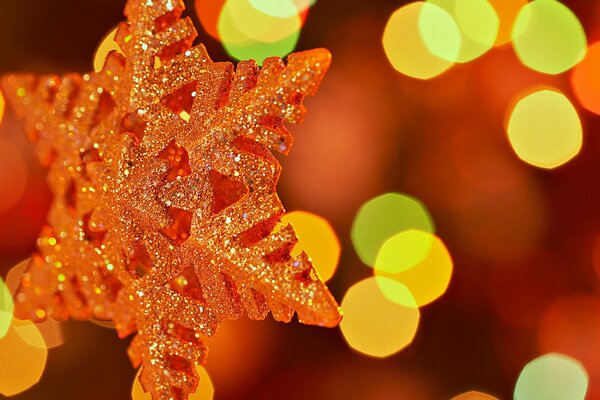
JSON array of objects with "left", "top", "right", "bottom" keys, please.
[{"left": 1, "top": 0, "right": 341, "bottom": 398}]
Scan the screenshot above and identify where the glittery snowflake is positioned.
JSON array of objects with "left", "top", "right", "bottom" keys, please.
[{"left": 1, "top": 0, "right": 341, "bottom": 398}]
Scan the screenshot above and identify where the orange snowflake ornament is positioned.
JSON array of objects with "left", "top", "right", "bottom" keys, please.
[{"left": 1, "top": 0, "right": 341, "bottom": 398}]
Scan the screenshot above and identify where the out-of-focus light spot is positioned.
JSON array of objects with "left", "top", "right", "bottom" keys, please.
[
  {"left": 279, "top": 211, "right": 340, "bottom": 282},
  {"left": 426, "top": 0, "right": 499, "bottom": 62},
  {"left": 0, "top": 90, "right": 5, "bottom": 125},
  {"left": 249, "top": 0, "right": 315, "bottom": 18},
  {"left": 93, "top": 27, "right": 123, "bottom": 73},
  {"left": 374, "top": 230, "right": 453, "bottom": 307},
  {"left": 0, "top": 138, "right": 28, "bottom": 213},
  {"left": 228, "top": 0, "right": 300, "bottom": 42},
  {"left": 452, "top": 391, "right": 499, "bottom": 400},
  {"left": 417, "top": 2, "right": 462, "bottom": 63},
  {"left": 0, "top": 277, "right": 13, "bottom": 339},
  {"left": 571, "top": 42, "right": 600, "bottom": 115},
  {"left": 132, "top": 365, "right": 214, "bottom": 399},
  {"left": 383, "top": 2, "right": 459, "bottom": 80},
  {"left": 515, "top": 353, "right": 588, "bottom": 400},
  {"left": 512, "top": 0, "right": 587, "bottom": 75},
  {"left": 351, "top": 193, "right": 434, "bottom": 267},
  {"left": 506, "top": 89, "right": 582, "bottom": 169},
  {"left": 0, "top": 320, "right": 47, "bottom": 396},
  {"left": 340, "top": 277, "right": 420, "bottom": 358},
  {"left": 13, "top": 318, "right": 64, "bottom": 349},
  {"left": 218, "top": 0, "right": 301, "bottom": 63},
  {"left": 195, "top": 0, "right": 226, "bottom": 40},
  {"left": 374, "top": 230, "right": 434, "bottom": 276},
  {"left": 488, "top": 0, "right": 528, "bottom": 46}
]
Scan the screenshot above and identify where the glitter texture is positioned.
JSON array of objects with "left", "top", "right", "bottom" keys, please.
[{"left": 1, "top": 0, "right": 341, "bottom": 398}]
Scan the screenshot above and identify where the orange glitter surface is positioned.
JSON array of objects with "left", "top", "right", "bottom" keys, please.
[{"left": 0, "top": 0, "right": 341, "bottom": 399}]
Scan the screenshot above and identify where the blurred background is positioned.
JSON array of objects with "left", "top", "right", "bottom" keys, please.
[{"left": 1, "top": 0, "right": 600, "bottom": 399}]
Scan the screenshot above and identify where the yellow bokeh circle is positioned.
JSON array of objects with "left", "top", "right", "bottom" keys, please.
[
  {"left": 249, "top": 0, "right": 314, "bottom": 18},
  {"left": 227, "top": 0, "right": 300, "bottom": 43},
  {"left": 218, "top": 0, "right": 301, "bottom": 63},
  {"left": 512, "top": 0, "right": 587, "bottom": 75},
  {"left": 507, "top": 89, "right": 582, "bottom": 169},
  {"left": 426, "top": 0, "right": 499, "bottom": 63},
  {"left": 382, "top": 2, "right": 459, "bottom": 80},
  {"left": 374, "top": 230, "right": 453, "bottom": 307},
  {"left": 0, "top": 320, "right": 48, "bottom": 397},
  {"left": 280, "top": 211, "right": 341, "bottom": 282},
  {"left": 340, "top": 277, "right": 420, "bottom": 358}
]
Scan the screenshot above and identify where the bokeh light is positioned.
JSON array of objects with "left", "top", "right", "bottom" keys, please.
[
  {"left": 195, "top": 0, "right": 226, "bottom": 40},
  {"left": 0, "top": 320, "right": 47, "bottom": 396},
  {"left": 512, "top": 0, "right": 587, "bottom": 74},
  {"left": 374, "top": 230, "right": 453, "bottom": 307},
  {"left": 452, "top": 391, "right": 498, "bottom": 400},
  {"left": 227, "top": 0, "right": 299, "bottom": 43},
  {"left": 426, "top": 0, "right": 499, "bottom": 62},
  {"left": 340, "top": 277, "right": 420, "bottom": 358},
  {"left": 14, "top": 318, "right": 64, "bottom": 349},
  {"left": 506, "top": 89, "right": 582, "bottom": 169},
  {"left": 218, "top": 0, "right": 301, "bottom": 63},
  {"left": 418, "top": 2, "right": 462, "bottom": 63},
  {"left": 0, "top": 137, "right": 28, "bottom": 213},
  {"left": 132, "top": 365, "right": 214, "bottom": 399},
  {"left": 514, "top": 353, "right": 588, "bottom": 400},
  {"left": 280, "top": 211, "right": 340, "bottom": 282},
  {"left": 382, "top": 2, "right": 459, "bottom": 80},
  {"left": 93, "top": 27, "right": 122, "bottom": 73},
  {"left": 0, "top": 89, "right": 5, "bottom": 125},
  {"left": 0, "top": 276, "right": 13, "bottom": 338},
  {"left": 374, "top": 229, "right": 434, "bottom": 276},
  {"left": 488, "top": 0, "right": 528, "bottom": 46},
  {"left": 351, "top": 193, "right": 434, "bottom": 267},
  {"left": 571, "top": 42, "right": 600, "bottom": 115},
  {"left": 249, "top": 0, "right": 315, "bottom": 18}
]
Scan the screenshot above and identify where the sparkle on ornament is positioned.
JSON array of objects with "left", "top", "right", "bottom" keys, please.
[{"left": 1, "top": 0, "right": 341, "bottom": 399}]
